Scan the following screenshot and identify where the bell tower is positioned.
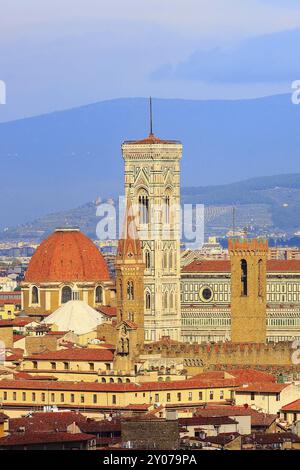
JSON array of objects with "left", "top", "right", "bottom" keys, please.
[
  {"left": 121, "top": 99, "right": 182, "bottom": 342},
  {"left": 115, "top": 199, "right": 145, "bottom": 349},
  {"left": 229, "top": 238, "right": 268, "bottom": 343}
]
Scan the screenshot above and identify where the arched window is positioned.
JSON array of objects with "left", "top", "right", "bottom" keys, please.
[
  {"left": 127, "top": 281, "right": 134, "bottom": 300},
  {"left": 138, "top": 192, "right": 149, "bottom": 224},
  {"left": 169, "top": 292, "right": 174, "bottom": 309},
  {"left": 95, "top": 286, "right": 103, "bottom": 303},
  {"left": 117, "top": 378, "right": 123, "bottom": 383},
  {"left": 169, "top": 250, "right": 173, "bottom": 269},
  {"left": 165, "top": 195, "right": 170, "bottom": 223},
  {"left": 119, "top": 280, "right": 123, "bottom": 301},
  {"left": 101, "top": 378, "right": 106, "bottom": 383},
  {"left": 163, "top": 251, "right": 168, "bottom": 270},
  {"left": 128, "top": 312, "right": 134, "bottom": 322},
  {"left": 258, "top": 259, "right": 263, "bottom": 297},
  {"left": 145, "top": 250, "right": 151, "bottom": 269},
  {"left": 241, "top": 259, "right": 248, "bottom": 296},
  {"left": 145, "top": 291, "right": 151, "bottom": 310},
  {"left": 163, "top": 292, "right": 168, "bottom": 309},
  {"left": 32, "top": 286, "right": 39, "bottom": 305},
  {"left": 61, "top": 286, "right": 72, "bottom": 304}
]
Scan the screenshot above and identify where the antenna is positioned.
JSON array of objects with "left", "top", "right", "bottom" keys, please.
[{"left": 149, "top": 96, "right": 153, "bottom": 135}]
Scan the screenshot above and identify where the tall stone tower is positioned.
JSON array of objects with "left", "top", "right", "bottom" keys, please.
[
  {"left": 121, "top": 107, "right": 182, "bottom": 342},
  {"left": 115, "top": 200, "right": 145, "bottom": 349},
  {"left": 229, "top": 238, "right": 268, "bottom": 343}
]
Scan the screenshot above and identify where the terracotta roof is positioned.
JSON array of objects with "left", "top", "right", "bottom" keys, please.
[
  {"left": 9, "top": 411, "right": 87, "bottom": 433},
  {"left": 0, "top": 377, "right": 237, "bottom": 393},
  {"left": 123, "top": 134, "right": 180, "bottom": 145},
  {"left": 235, "top": 382, "right": 289, "bottom": 393},
  {"left": 96, "top": 306, "right": 117, "bottom": 317},
  {"left": 117, "top": 199, "right": 143, "bottom": 264},
  {"left": 183, "top": 259, "right": 300, "bottom": 273},
  {"left": 24, "top": 228, "right": 109, "bottom": 283},
  {"left": 0, "top": 432, "right": 94, "bottom": 447},
  {"left": 179, "top": 416, "right": 238, "bottom": 426},
  {"left": 26, "top": 348, "right": 114, "bottom": 362},
  {"left": 242, "top": 432, "right": 300, "bottom": 445},
  {"left": 281, "top": 398, "right": 300, "bottom": 411}
]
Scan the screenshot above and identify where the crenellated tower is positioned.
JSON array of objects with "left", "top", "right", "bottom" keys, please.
[{"left": 229, "top": 238, "right": 268, "bottom": 343}]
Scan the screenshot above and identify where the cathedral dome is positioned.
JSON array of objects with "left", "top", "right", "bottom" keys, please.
[{"left": 24, "top": 228, "right": 109, "bottom": 283}]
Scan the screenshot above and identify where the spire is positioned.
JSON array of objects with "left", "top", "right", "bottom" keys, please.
[
  {"left": 117, "top": 199, "right": 142, "bottom": 262},
  {"left": 149, "top": 96, "right": 153, "bottom": 136}
]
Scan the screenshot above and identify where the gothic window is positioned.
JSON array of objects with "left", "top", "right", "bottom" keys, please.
[
  {"left": 138, "top": 192, "right": 149, "bottom": 224},
  {"left": 31, "top": 286, "right": 39, "bottom": 305},
  {"left": 163, "top": 251, "right": 168, "bottom": 270},
  {"left": 258, "top": 259, "right": 263, "bottom": 297},
  {"left": 241, "top": 259, "right": 248, "bottom": 296},
  {"left": 61, "top": 286, "right": 72, "bottom": 304},
  {"left": 145, "top": 250, "right": 151, "bottom": 269},
  {"left": 119, "top": 281, "right": 123, "bottom": 301},
  {"left": 95, "top": 286, "right": 103, "bottom": 303},
  {"left": 128, "top": 312, "right": 134, "bottom": 322},
  {"left": 127, "top": 281, "right": 134, "bottom": 300},
  {"left": 163, "top": 292, "right": 168, "bottom": 309},
  {"left": 145, "top": 291, "right": 151, "bottom": 309},
  {"left": 169, "top": 250, "right": 173, "bottom": 269},
  {"left": 169, "top": 292, "right": 174, "bottom": 309},
  {"left": 165, "top": 195, "right": 170, "bottom": 223}
]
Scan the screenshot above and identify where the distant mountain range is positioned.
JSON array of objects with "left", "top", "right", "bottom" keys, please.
[
  {"left": 1, "top": 94, "right": 300, "bottom": 230},
  {"left": 2, "top": 173, "right": 300, "bottom": 243}
]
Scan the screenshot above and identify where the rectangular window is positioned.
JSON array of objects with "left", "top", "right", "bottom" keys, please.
[
  {"left": 51, "top": 362, "right": 56, "bottom": 370},
  {"left": 155, "top": 394, "right": 159, "bottom": 403},
  {"left": 188, "top": 392, "right": 192, "bottom": 401},
  {"left": 220, "top": 390, "right": 224, "bottom": 400},
  {"left": 81, "top": 395, "right": 84, "bottom": 404},
  {"left": 89, "top": 363, "right": 95, "bottom": 371},
  {"left": 177, "top": 393, "right": 181, "bottom": 402},
  {"left": 32, "top": 361, "right": 38, "bottom": 370},
  {"left": 199, "top": 391, "right": 203, "bottom": 401},
  {"left": 13, "top": 392, "right": 16, "bottom": 401},
  {"left": 112, "top": 395, "right": 116, "bottom": 405},
  {"left": 22, "top": 392, "right": 26, "bottom": 401},
  {"left": 167, "top": 393, "right": 171, "bottom": 402},
  {"left": 63, "top": 362, "right": 69, "bottom": 370},
  {"left": 251, "top": 392, "right": 255, "bottom": 401},
  {"left": 276, "top": 393, "right": 280, "bottom": 402},
  {"left": 71, "top": 394, "right": 75, "bottom": 403},
  {"left": 51, "top": 393, "right": 55, "bottom": 402},
  {"left": 209, "top": 391, "right": 214, "bottom": 400},
  {"left": 60, "top": 393, "right": 64, "bottom": 403},
  {"left": 3, "top": 392, "right": 7, "bottom": 401},
  {"left": 93, "top": 394, "right": 97, "bottom": 404},
  {"left": 105, "top": 363, "right": 111, "bottom": 371},
  {"left": 32, "top": 393, "right": 36, "bottom": 402},
  {"left": 41, "top": 393, "right": 46, "bottom": 402}
]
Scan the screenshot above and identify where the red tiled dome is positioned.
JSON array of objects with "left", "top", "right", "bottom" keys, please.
[{"left": 24, "top": 228, "right": 109, "bottom": 283}]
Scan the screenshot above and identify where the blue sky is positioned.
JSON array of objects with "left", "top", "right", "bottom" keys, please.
[{"left": 1, "top": 0, "right": 300, "bottom": 121}]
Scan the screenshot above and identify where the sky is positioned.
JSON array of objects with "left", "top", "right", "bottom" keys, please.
[{"left": 1, "top": 0, "right": 300, "bottom": 122}]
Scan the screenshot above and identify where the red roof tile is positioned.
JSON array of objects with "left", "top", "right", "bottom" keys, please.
[
  {"left": 281, "top": 398, "right": 300, "bottom": 411},
  {"left": 24, "top": 228, "right": 109, "bottom": 283},
  {"left": 183, "top": 259, "right": 300, "bottom": 273},
  {"left": 26, "top": 348, "right": 114, "bottom": 362},
  {"left": 235, "top": 382, "right": 289, "bottom": 393},
  {"left": 0, "top": 432, "right": 94, "bottom": 446}
]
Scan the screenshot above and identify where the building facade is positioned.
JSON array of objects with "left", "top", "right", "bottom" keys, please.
[
  {"left": 181, "top": 259, "right": 300, "bottom": 343},
  {"left": 122, "top": 133, "right": 182, "bottom": 342}
]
